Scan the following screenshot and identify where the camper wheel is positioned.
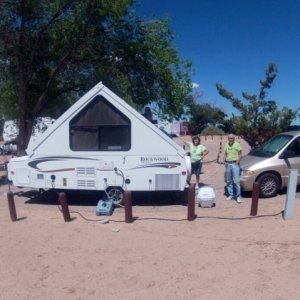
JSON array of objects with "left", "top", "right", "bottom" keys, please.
[{"left": 106, "top": 187, "right": 124, "bottom": 205}]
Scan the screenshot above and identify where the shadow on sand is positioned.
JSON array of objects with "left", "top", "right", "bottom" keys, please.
[{"left": 15, "top": 189, "right": 187, "bottom": 207}]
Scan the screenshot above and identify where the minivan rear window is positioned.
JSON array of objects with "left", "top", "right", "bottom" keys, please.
[{"left": 250, "top": 134, "right": 293, "bottom": 157}]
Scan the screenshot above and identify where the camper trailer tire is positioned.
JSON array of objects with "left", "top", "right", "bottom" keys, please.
[{"left": 106, "top": 187, "right": 124, "bottom": 205}]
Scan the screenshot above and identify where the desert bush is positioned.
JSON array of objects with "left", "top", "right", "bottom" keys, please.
[{"left": 201, "top": 126, "right": 224, "bottom": 136}]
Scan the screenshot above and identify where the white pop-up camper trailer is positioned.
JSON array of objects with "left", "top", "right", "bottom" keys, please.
[{"left": 8, "top": 82, "right": 191, "bottom": 204}]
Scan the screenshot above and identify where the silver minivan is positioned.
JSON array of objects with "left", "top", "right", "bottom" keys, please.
[{"left": 240, "top": 130, "right": 300, "bottom": 197}]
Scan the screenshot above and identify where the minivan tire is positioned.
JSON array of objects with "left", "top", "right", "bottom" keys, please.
[{"left": 258, "top": 173, "right": 280, "bottom": 198}]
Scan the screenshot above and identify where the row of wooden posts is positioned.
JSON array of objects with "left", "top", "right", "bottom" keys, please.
[
  {"left": 203, "top": 135, "right": 241, "bottom": 141},
  {"left": 6, "top": 183, "right": 260, "bottom": 223}
]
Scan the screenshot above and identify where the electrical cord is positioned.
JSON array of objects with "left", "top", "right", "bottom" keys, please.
[
  {"left": 53, "top": 188, "right": 118, "bottom": 222},
  {"left": 56, "top": 196, "right": 110, "bottom": 222},
  {"left": 69, "top": 209, "right": 110, "bottom": 222},
  {"left": 114, "top": 167, "right": 125, "bottom": 189},
  {"left": 202, "top": 158, "right": 218, "bottom": 164},
  {"left": 111, "top": 210, "right": 284, "bottom": 222},
  {"left": 196, "top": 210, "right": 283, "bottom": 220},
  {"left": 56, "top": 199, "right": 284, "bottom": 223},
  {"left": 53, "top": 186, "right": 284, "bottom": 223}
]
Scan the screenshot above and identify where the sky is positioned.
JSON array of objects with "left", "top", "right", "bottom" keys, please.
[{"left": 135, "top": 0, "right": 300, "bottom": 123}]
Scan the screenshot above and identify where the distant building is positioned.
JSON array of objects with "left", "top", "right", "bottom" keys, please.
[
  {"left": 2, "top": 120, "right": 18, "bottom": 142},
  {"left": 180, "top": 121, "right": 191, "bottom": 135},
  {"left": 142, "top": 106, "right": 190, "bottom": 136},
  {"left": 2, "top": 117, "right": 56, "bottom": 153}
]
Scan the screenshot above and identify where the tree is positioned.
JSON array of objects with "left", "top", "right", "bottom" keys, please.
[
  {"left": 186, "top": 91, "right": 227, "bottom": 135},
  {"left": 0, "top": 0, "right": 192, "bottom": 154},
  {"left": 216, "top": 64, "right": 299, "bottom": 147},
  {"left": 201, "top": 126, "right": 224, "bottom": 136}
]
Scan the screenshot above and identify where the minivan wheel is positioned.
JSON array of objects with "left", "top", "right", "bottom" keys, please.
[{"left": 258, "top": 173, "right": 280, "bottom": 198}]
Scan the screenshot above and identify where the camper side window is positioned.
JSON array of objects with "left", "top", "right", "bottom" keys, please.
[{"left": 69, "top": 95, "right": 131, "bottom": 151}]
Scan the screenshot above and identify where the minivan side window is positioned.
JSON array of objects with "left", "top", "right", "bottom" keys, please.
[
  {"left": 69, "top": 95, "right": 131, "bottom": 151},
  {"left": 262, "top": 135, "right": 292, "bottom": 153},
  {"left": 251, "top": 134, "right": 293, "bottom": 157},
  {"left": 287, "top": 138, "right": 300, "bottom": 157}
]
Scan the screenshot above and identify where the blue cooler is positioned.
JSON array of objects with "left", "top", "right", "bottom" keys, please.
[{"left": 96, "top": 199, "right": 114, "bottom": 216}]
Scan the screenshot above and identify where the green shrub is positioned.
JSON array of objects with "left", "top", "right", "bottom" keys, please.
[{"left": 201, "top": 126, "right": 225, "bottom": 136}]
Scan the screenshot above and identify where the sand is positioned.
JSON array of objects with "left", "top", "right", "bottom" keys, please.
[{"left": 0, "top": 136, "right": 299, "bottom": 300}]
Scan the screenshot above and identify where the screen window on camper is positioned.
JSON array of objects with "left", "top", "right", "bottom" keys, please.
[{"left": 70, "top": 95, "right": 131, "bottom": 151}]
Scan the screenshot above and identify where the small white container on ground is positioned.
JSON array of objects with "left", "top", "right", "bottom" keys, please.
[{"left": 197, "top": 186, "right": 215, "bottom": 208}]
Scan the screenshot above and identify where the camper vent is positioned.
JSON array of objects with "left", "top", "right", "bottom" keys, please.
[
  {"left": 77, "top": 179, "right": 96, "bottom": 189},
  {"left": 76, "top": 167, "right": 96, "bottom": 177},
  {"left": 155, "top": 174, "right": 180, "bottom": 190}
]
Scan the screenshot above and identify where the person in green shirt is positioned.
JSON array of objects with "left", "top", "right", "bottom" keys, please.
[
  {"left": 186, "top": 135, "right": 208, "bottom": 189},
  {"left": 223, "top": 133, "right": 242, "bottom": 203}
]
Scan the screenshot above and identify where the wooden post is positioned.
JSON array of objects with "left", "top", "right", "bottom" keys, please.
[
  {"left": 124, "top": 191, "right": 133, "bottom": 223},
  {"left": 250, "top": 182, "right": 259, "bottom": 216},
  {"left": 58, "top": 192, "right": 71, "bottom": 222},
  {"left": 186, "top": 185, "right": 197, "bottom": 221},
  {"left": 7, "top": 191, "right": 17, "bottom": 222}
]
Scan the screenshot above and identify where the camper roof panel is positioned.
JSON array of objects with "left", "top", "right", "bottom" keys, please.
[{"left": 26, "top": 82, "right": 185, "bottom": 157}]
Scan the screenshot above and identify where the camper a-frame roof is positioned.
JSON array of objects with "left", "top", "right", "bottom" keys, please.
[{"left": 26, "top": 82, "right": 186, "bottom": 157}]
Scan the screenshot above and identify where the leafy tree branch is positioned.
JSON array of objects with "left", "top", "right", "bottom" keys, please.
[{"left": 216, "top": 63, "right": 299, "bottom": 147}]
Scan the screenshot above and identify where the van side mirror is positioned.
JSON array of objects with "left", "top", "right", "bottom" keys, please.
[{"left": 280, "top": 150, "right": 294, "bottom": 159}]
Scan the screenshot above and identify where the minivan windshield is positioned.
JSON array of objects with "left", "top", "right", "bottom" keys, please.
[{"left": 250, "top": 134, "right": 293, "bottom": 157}]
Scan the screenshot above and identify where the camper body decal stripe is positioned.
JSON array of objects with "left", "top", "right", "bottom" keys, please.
[
  {"left": 28, "top": 156, "right": 96, "bottom": 172},
  {"left": 128, "top": 162, "right": 181, "bottom": 170},
  {"left": 27, "top": 157, "right": 181, "bottom": 172}
]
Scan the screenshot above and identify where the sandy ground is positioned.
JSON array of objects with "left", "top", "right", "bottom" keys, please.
[{"left": 0, "top": 136, "right": 300, "bottom": 300}]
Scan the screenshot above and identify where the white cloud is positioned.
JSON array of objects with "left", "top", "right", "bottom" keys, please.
[{"left": 192, "top": 82, "right": 199, "bottom": 89}]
